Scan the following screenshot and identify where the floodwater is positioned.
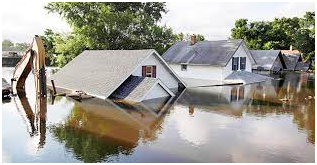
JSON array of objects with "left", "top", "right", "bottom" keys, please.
[{"left": 2, "top": 67, "right": 315, "bottom": 163}]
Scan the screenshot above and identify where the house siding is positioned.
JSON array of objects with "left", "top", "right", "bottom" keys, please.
[
  {"left": 143, "top": 83, "right": 170, "bottom": 101},
  {"left": 132, "top": 54, "right": 179, "bottom": 89},
  {"left": 169, "top": 64, "right": 223, "bottom": 81},
  {"left": 169, "top": 45, "right": 252, "bottom": 81},
  {"left": 223, "top": 45, "right": 252, "bottom": 79}
]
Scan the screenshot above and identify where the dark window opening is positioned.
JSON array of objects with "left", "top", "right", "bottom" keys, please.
[
  {"left": 230, "top": 87, "right": 238, "bottom": 102},
  {"left": 142, "top": 66, "right": 156, "bottom": 78},
  {"left": 232, "top": 57, "right": 239, "bottom": 71},
  {"left": 240, "top": 57, "right": 246, "bottom": 70},
  {"left": 181, "top": 64, "right": 187, "bottom": 71},
  {"left": 238, "top": 86, "right": 244, "bottom": 100}
]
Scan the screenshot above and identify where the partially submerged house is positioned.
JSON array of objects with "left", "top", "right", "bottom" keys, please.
[
  {"left": 49, "top": 49, "right": 186, "bottom": 102},
  {"left": 281, "top": 49, "right": 302, "bottom": 71},
  {"left": 250, "top": 50, "right": 287, "bottom": 73},
  {"left": 162, "top": 37, "right": 271, "bottom": 87}
]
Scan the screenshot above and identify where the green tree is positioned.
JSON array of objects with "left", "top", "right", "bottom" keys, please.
[
  {"left": 42, "top": 29, "right": 62, "bottom": 66},
  {"left": 45, "top": 2, "right": 178, "bottom": 67},
  {"left": 15, "top": 42, "right": 30, "bottom": 51},
  {"left": 2, "top": 39, "right": 14, "bottom": 48},
  {"left": 231, "top": 11, "right": 315, "bottom": 65},
  {"left": 176, "top": 33, "right": 205, "bottom": 42}
]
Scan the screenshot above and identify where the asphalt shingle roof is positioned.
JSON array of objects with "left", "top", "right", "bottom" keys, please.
[
  {"left": 125, "top": 77, "right": 161, "bottom": 102},
  {"left": 250, "top": 50, "right": 282, "bottom": 70},
  {"left": 162, "top": 40, "right": 247, "bottom": 66},
  {"left": 51, "top": 49, "right": 155, "bottom": 99},
  {"left": 110, "top": 76, "right": 145, "bottom": 99},
  {"left": 283, "top": 54, "right": 300, "bottom": 70}
]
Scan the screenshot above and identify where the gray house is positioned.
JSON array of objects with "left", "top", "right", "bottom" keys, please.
[
  {"left": 49, "top": 49, "right": 186, "bottom": 102},
  {"left": 250, "top": 50, "right": 287, "bottom": 73},
  {"left": 162, "top": 37, "right": 271, "bottom": 87}
]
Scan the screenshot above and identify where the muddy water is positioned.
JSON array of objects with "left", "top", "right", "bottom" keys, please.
[{"left": 2, "top": 67, "right": 315, "bottom": 162}]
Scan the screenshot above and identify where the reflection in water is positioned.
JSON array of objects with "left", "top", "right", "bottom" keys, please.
[
  {"left": 48, "top": 96, "right": 179, "bottom": 162},
  {"left": 2, "top": 68, "right": 315, "bottom": 163},
  {"left": 13, "top": 91, "right": 47, "bottom": 149}
]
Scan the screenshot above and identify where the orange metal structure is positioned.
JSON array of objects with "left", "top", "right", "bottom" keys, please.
[{"left": 11, "top": 36, "right": 47, "bottom": 97}]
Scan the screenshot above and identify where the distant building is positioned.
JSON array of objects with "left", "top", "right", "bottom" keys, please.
[
  {"left": 250, "top": 50, "right": 287, "bottom": 73},
  {"left": 2, "top": 47, "right": 23, "bottom": 57},
  {"left": 162, "top": 36, "right": 271, "bottom": 87},
  {"left": 281, "top": 46, "right": 310, "bottom": 71}
]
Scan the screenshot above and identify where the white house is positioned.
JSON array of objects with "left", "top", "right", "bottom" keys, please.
[
  {"left": 50, "top": 49, "right": 186, "bottom": 102},
  {"left": 162, "top": 36, "right": 270, "bottom": 87}
]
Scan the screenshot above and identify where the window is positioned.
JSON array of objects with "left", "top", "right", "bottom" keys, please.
[
  {"left": 181, "top": 64, "right": 187, "bottom": 71},
  {"left": 238, "top": 86, "right": 244, "bottom": 100},
  {"left": 142, "top": 66, "right": 156, "bottom": 78},
  {"left": 232, "top": 57, "right": 239, "bottom": 71},
  {"left": 230, "top": 87, "right": 238, "bottom": 102},
  {"left": 240, "top": 57, "right": 246, "bottom": 70}
]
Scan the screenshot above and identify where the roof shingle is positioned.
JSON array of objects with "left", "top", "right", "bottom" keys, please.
[{"left": 162, "top": 40, "right": 246, "bottom": 66}]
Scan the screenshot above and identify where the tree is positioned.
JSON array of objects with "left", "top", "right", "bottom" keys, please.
[
  {"left": 15, "top": 42, "right": 30, "bottom": 51},
  {"left": 2, "top": 39, "right": 14, "bottom": 48},
  {"left": 42, "top": 29, "right": 62, "bottom": 66},
  {"left": 176, "top": 33, "right": 205, "bottom": 42},
  {"left": 231, "top": 11, "right": 315, "bottom": 64},
  {"left": 44, "top": 2, "right": 178, "bottom": 67}
]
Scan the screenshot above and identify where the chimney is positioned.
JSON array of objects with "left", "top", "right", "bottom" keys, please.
[
  {"left": 190, "top": 34, "right": 196, "bottom": 45},
  {"left": 290, "top": 45, "right": 293, "bottom": 51}
]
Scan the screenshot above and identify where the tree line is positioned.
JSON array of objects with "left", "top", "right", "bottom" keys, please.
[
  {"left": 2, "top": 2, "right": 314, "bottom": 68},
  {"left": 231, "top": 11, "right": 315, "bottom": 63},
  {"left": 2, "top": 39, "right": 30, "bottom": 51}
]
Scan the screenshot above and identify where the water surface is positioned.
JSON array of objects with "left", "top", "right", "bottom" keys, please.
[{"left": 2, "top": 67, "right": 315, "bottom": 162}]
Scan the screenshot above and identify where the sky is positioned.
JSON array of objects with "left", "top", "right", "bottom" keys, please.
[{"left": 1, "top": 1, "right": 315, "bottom": 43}]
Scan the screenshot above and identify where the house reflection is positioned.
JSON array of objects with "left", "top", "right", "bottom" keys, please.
[
  {"left": 48, "top": 94, "right": 181, "bottom": 163},
  {"left": 175, "top": 73, "right": 314, "bottom": 144},
  {"left": 177, "top": 85, "right": 252, "bottom": 117},
  {"left": 13, "top": 91, "right": 47, "bottom": 149}
]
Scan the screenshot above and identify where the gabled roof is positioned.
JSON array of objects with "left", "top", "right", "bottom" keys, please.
[
  {"left": 282, "top": 54, "right": 300, "bottom": 70},
  {"left": 110, "top": 76, "right": 174, "bottom": 102},
  {"left": 250, "top": 50, "right": 285, "bottom": 70},
  {"left": 162, "top": 39, "right": 255, "bottom": 67},
  {"left": 51, "top": 49, "right": 185, "bottom": 99},
  {"left": 295, "top": 61, "right": 311, "bottom": 71},
  {"left": 125, "top": 77, "right": 174, "bottom": 102}
]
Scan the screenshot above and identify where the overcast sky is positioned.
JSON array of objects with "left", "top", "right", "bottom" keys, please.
[{"left": 1, "top": 1, "right": 315, "bottom": 43}]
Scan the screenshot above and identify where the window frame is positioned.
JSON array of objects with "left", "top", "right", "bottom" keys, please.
[
  {"left": 181, "top": 64, "right": 187, "bottom": 71},
  {"left": 240, "top": 57, "right": 246, "bottom": 71},
  {"left": 232, "top": 57, "right": 239, "bottom": 71},
  {"left": 142, "top": 65, "right": 156, "bottom": 78}
]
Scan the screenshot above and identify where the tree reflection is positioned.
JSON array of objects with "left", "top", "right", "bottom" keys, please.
[{"left": 49, "top": 96, "right": 178, "bottom": 162}]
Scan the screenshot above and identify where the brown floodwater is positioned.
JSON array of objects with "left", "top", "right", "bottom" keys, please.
[{"left": 2, "top": 67, "right": 315, "bottom": 163}]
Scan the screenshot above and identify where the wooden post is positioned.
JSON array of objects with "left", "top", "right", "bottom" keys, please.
[{"left": 51, "top": 80, "right": 56, "bottom": 95}]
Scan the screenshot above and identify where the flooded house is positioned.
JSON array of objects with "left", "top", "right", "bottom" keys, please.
[
  {"left": 162, "top": 36, "right": 271, "bottom": 87},
  {"left": 2, "top": 47, "right": 23, "bottom": 57},
  {"left": 49, "top": 49, "right": 186, "bottom": 102},
  {"left": 281, "top": 46, "right": 311, "bottom": 71},
  {"left": 250, "top": 50, "right": 287, "bottom": 73}
]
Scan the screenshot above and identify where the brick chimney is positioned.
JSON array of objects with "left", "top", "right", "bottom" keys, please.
[
  {"left": 290, "top": 45, "right": 293, "bottom": 51},
  {"left": 190, "top": 35, "right": 196, "bottom": 45}
]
